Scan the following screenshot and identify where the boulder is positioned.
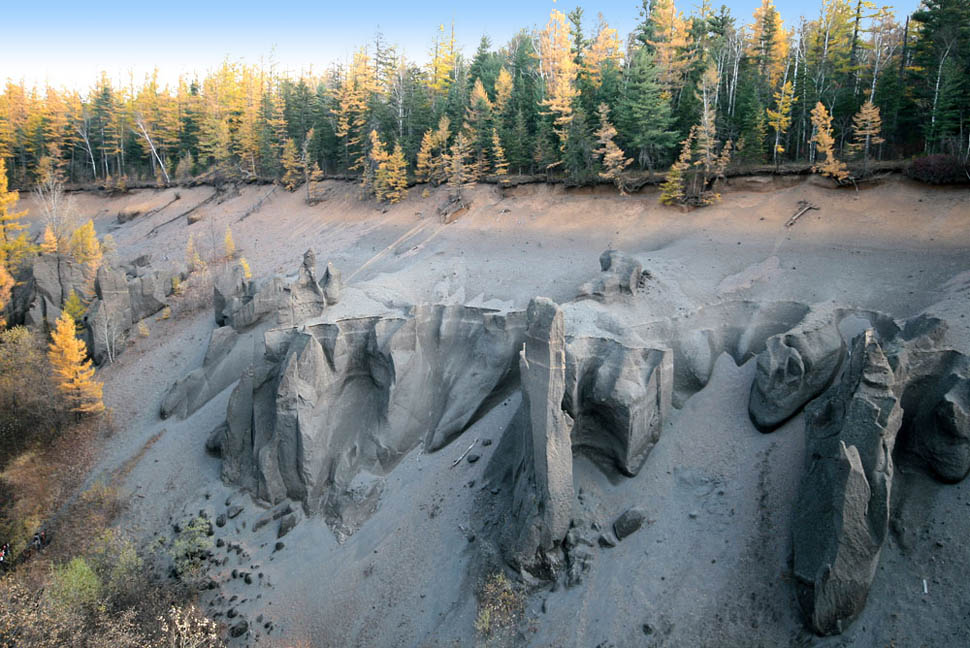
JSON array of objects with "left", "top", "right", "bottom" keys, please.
[
  {"left": 792, "top": 330, "right": 902, "bottom": 636},
  {"left": 749, "top": 316, "right": 845, "bottom": 431},
  {"left": 613, "top": 507, "right": 647, "bottom": 540},
  {"left": 577, "top": 250, "right": 642, "bottom": 302}
]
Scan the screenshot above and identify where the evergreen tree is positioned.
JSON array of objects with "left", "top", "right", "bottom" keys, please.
[
  {"left": 63, "top": 289, "right": 86, "bottom": 332},
  {"left": 618, "top": 49, "right": 678, "bottom": 171}
]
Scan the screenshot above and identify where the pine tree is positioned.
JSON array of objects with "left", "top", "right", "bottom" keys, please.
[
  {"left": 280, "top": 138, "right": 302, "bottom": 191},
  {"left": 224, "top": 225, "right": 236, "bottom": 259},
  {"left": 382, "top": 143, "right": 409, "bottom": 204},
  {"left": 0, "top": 158, "right": 32, "bottom": 272},
  {"left": 766, "top": 80, "right": 794, "bottom": 167},
  {"left": 595, "top": 104, "right": 633, "bottom": 193},
  {"left": 810, "top": 101, "right": 849, "bottom": 182},
  {"left": 849, "top": 100, "right": 884, "bottom": 173},
  {"left": 48, "top": 310, "right": 104, "bottom": 418},
  {"left": 618, "top": 48, "right": 677, "bottom": 172}
]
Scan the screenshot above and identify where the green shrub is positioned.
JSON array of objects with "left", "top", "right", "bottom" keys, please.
[
  {"left": 48, "top": 557, "right": 102, "bottom": 612},
  {"left": 170, "top": 516, "right": 211, "bottom": 583}
]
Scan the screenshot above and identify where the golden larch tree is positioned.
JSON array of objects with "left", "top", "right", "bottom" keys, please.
[
  {"left": 281, "top": 138, "right": 302, "bottom": 191},
  {"left": 68, "top": 220, "right": 102, "bottom": 283},
  {"left": 381, "top": 143, "right": 409, "bottom": 204},
  {"left": 0, "top": 158, "right": 32, "bottom": 272},
  {"left": 594, "top": 104, "right": 632, "bottom": 194},
  {"left": 494, "top": 68, "right": 514, "bottom": 116},
  {"left": 584, "top": 15, "right": 623, "bottom": 89},
  {"left": 810, "top": 102, "right": 849, "bottom": 182},
  {"left": 365, "top": 130, "right": 390, "bottom": 200},
  {"left": 41, "top": 224, "right": 59, "bottom": 254},
  {"left": 491, "top": 129, "right": 509, "bottom": 177},
  {"left": 850, "top": 101, "right": 884, "bottom": 173},
  {"left": 48, "top": 310, "right": 104, "bottom": 417},
  {"left": 649, "top": 0, "right": 694, "bottom": 96},
  {"left": 0, "top": 262, "right": 12, "bottom": 327},
  {"left": 766, "top": 80, "right": 794, "bottom": 166},
  {"left": 416, "top": 117, "right": 450, "bottom": 185},
  {"left": 538, "top": 9, "right": 580, "bottom": 153},
  {"left": 749, "top": 0, "right": 790, "bottom": 86},
  {"left": 224, "top": 225, "right": 236, "bottom": 259},
  {"left": 445, "top": 131, "right": 476, "bottom": 205}
]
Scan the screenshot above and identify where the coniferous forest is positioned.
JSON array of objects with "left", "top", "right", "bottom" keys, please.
[{"left": 1, "top": 0, "right": 968, "bottom": 197}]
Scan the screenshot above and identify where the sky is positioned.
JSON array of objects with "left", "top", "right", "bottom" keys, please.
[{"left": 1, "top": 0, "right": 923, "bottom": 90}]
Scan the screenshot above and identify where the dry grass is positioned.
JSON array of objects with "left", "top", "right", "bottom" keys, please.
[{"left": 474, "top": 572, "right": 525, "bottom": 645}]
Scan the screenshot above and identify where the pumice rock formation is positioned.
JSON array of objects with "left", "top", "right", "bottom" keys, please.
[
  {"left": 792, "top": 330, "right": 902, "bottom": 636},
  {"left": 168, "top": 245, "right": 968, "bottom": 634}
]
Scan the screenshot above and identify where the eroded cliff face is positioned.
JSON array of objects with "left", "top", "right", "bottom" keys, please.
[{"left": 164, "top": 246, "right": 970, "bottom": 636}]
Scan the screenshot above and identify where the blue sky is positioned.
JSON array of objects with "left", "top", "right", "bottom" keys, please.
[{"left": 1, "top": 0, "right": 922, "bottom": 89}]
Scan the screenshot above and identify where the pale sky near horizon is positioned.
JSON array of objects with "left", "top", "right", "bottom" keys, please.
[{"left": 1, "top": 0, "right": 922, "bottom": 90}]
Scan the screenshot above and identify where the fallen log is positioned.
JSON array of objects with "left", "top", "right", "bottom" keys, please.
[{"left": 786, "top": 200, "right": 818, "bottom": 228}]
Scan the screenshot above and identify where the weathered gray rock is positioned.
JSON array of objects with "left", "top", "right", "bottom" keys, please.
[
  {"left": 278, "top": 249, "right": 327, "bottom": 327},
  {"left": 127, "top": 271, "right": 168, "bottom": 322},
  {"left": 160, "top": 326, "right": 257, "bottom": 419},
  {"left": 257, "top": 305, "right": 524, "bottom": 513},
  {"left": 565, "top": 337, "right": 672, "bottom": 476},
  {"left": 213, "top": 263, "right": 247, "bottom": 327},
  {"left": 490, "top": 298, "right": 574, "bottom": 572},
  {"left": 887, "top": 315, "right": 970, "bottom": 483},
  {"left": 909, "top": 373, "right": 970, "bottom": 482},
  {"left": 8, "top": 254, "right": 88, "bottom": 329},
  {"left": 83, "top": 266, "right": 135, "bottom": 364},
  {"left": 577, "top": 250, "right": 642, "bottom": 302},
  {"left": 321, "top": 261, "right": 341, "bottom": 305},
  {"left": 613, "top": 507, "right": 647, "bottom": 540},
  {"left": 793, "top": 330, "right": 902, "bottom": 636},
  {"left": 749, "top": 314, "right": 845, "bottom": 431}
]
